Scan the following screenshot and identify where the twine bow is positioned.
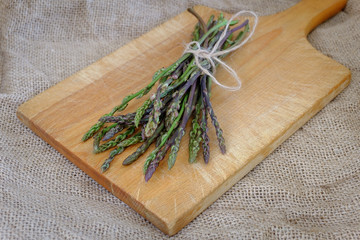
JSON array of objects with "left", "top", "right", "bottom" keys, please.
[{"left": 183, "top": 10, "right": 258, "bottom": 91}]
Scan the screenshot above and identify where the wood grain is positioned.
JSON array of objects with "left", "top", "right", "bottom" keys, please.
[{"left": 17, "top": 0, "right": 350, "bottom": 235}]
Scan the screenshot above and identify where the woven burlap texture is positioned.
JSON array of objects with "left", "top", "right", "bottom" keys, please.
[{"left": 1, "top": 0, "right": 359, "bottom": 239}]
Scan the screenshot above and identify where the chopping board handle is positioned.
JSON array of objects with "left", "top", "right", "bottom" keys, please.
[{"left": 281, "top": 0, "right": 347, "bottom": 35}]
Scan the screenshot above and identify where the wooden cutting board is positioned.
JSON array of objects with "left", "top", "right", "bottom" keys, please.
[{"left": 17, "top": 0, "right": 350, "bottom": 236}]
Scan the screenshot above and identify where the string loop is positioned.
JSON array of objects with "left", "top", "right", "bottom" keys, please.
[{"left": 183, "top": 10, "right": 258, "bottom": 91}]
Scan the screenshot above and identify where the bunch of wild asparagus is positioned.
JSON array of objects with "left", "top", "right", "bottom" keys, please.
[{"left": 82, "top": 8, "right": 250, "bottom": 181}]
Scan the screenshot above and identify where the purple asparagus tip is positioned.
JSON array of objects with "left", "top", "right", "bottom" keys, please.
[
  {"left": 145, "top": 164, "right": 157, "bottom": 182},
  {"left": 230, "top": 19, "right": 249, "bottom": 34},
  {"left": 220, "top": 145, "right": 226, "bottom": 154}
]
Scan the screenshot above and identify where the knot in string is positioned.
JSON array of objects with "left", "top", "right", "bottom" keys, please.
[{"left": 183, "top": 10, "right": 258, "bottom": 91}]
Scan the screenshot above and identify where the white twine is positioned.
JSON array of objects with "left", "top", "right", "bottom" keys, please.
[{"left": 183, "top": 10, "right": 258, "bottom": 91}]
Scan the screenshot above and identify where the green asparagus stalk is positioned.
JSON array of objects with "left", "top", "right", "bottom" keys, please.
[
  {"left": 123, "top": 122, "right": 165, "bottom": 165},
  {"left": 168, "top": 81, "right": 198, "bottom": 169},
  {"left": 189, "top": 95, "right": 202, "bottom": 163},
  {"left": 101, "top": 132, "right": 143, "bottom": 172},
  {"left": 101, "top": 147, "right": 125, "bottom": 172},
  {"left": 96, "top": 127, "right": 135, "bottom": 153},
  {"left": 93, "top": 123, "right": 118, "bottom": 153},
  {"left": 134, "top": 98, "right": 152, "bottom": 128},
  {"left": 117, "top": 132, "right": 143, "bottom": 147}
]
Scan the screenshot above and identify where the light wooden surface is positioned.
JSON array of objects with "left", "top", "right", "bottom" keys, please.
[{"left": 17, "top": 0, "right": 350, "bottom": 236}]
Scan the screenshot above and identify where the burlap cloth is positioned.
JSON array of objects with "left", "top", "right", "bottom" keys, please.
[{"left": 1, "top": 0, "right": 359, "bottom": 239}]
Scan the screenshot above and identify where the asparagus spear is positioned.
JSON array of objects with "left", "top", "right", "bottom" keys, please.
[
  {"left": 168, "top": 80, "right": 198, "bottom": 169},
  {"left": 134, "top": 99, "right": 152, "bottom": 128},
  {"left": 96, "top": 127, "right": 135, "bottom": 153},
  {"left": 165, "top": 71, "right": 200, "bottom": 130},
  {"left": 200, "top": 92, "right": 210, "bottom": 163},
  {"left": 101, "top": 147, "right": 125, "bottom": 172},
  {"left": 102, "top": 124, "right": 124, "bottom": 141},
  {"left": 189, "top": 94, "right": 202, "bottom": 163},
  {"left": 117, "top": 132, "right": 143, "bottom": 147},
  {"left": 145, "top": 133, "right": 175, "bottom": 182},
  {"left": 201, "top": 76, "right": 226, "bottom": 154},
  {"left": 123, "top": 122, "right": 165, "bottom": 165},
  {"left": 93, "top": 123, "right": 118, "bottom": 153},
  {"left": 144, "top": 80, "right": 165, "bottom": 137},
  {"left": 100, "top": 132, "right": 144, "bottom": 172}
]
